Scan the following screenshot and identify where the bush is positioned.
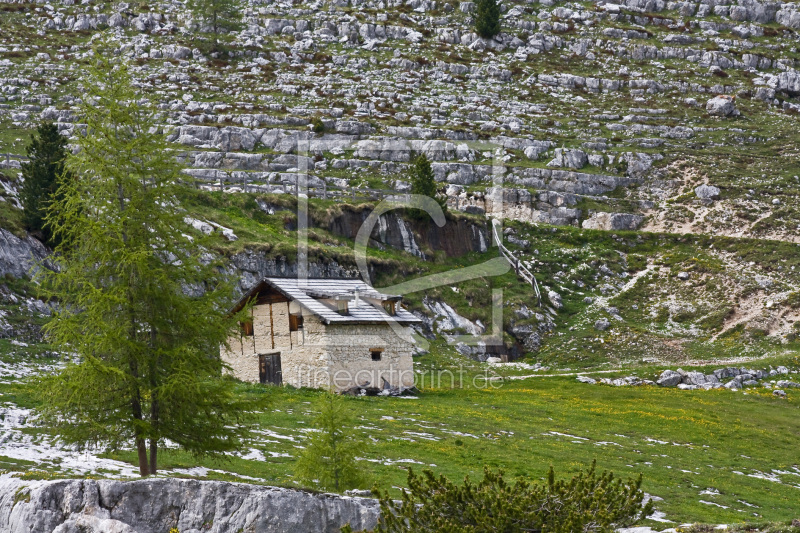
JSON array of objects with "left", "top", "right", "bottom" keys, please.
[
  {"left": 343, "top": 462, "right": 652, "bottom": 533},
  {"left": 311, "top": 116, "right": 326, "bottom": 133},
  {"left": 474, "top": 0, "right": 501, "bottom": 39}
]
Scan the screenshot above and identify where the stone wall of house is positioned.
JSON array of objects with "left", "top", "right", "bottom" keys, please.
[
  {"left": 280, "top": 312, "right": 331, "bottom": 389},
  {"left": 221, "top": 302, "right": 415, "bottom": 391},
  {"left": 324, "top": 323, "right": 415, "bottom": 391}
]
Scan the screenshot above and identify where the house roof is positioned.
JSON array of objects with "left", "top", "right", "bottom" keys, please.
[{"left": 233, "top": 277, "right": 422, "bottom": 326}]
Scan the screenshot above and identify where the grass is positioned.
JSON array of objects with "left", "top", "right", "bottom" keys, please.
[{"left": 4, "top": 343, "right": 797, "bottom": 526}]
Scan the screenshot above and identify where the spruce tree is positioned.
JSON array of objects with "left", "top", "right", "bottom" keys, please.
[
  {"left": 188, "top": 0, "right": 243, "bottom": 50},
  {"left": 474, "top": 0, "right": 501, "bottom": 39},
  {"left": 19, "top": 122, "right": 70, "bottom": 245},
  {"left": 409, "top": 153, "right": 446, "bottom": 213},
  {"left": 35, "top": 46, "right": 257, "bottom": 477},
  {"left": 296, "top": 393, "right": 365, "bottom": 492}
]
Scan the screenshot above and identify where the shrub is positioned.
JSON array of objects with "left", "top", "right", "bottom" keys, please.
[
  {"left": 311, "top": 116, "right": 326, "bottom": 133},
  {"left": 343, "top": 462, "right": 652, "bottom": 533}
]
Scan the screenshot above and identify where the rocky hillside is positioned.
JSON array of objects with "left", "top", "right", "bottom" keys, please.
[
  {"left": 1, "top": 0, "right": 799, "bottom": 361},
  {"left": 1, "top": 0, "right": 800, "bottom": 235}
]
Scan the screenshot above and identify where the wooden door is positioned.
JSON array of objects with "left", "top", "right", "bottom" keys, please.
[{"left": 259, "top": 353, "right": 282, "bottom": 385}]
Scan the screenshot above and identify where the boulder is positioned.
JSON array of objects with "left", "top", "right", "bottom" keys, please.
[
  {"left": 547, "top": 290, "right": 563, "bottom": 309},
  {"left": 776, "top": 380, "right": 800, "bottom": 388},
  {"left": 695, "top": 184, "right": 721, "bottom": 200},
  {"left": 706, "top": 96, "right": 738, "bottom": 117},
  {"left": 776, "top": 70, "right": 800, "bottom": 97},
  {"left": 594, "top": 318, "right": 611, "bottom": 331},
  {"left": 657, "top": 369, "right": 682, "bottom": 387},
  {"left": 777, "top": 8, "right": 800, "bottom": 28},
  {"left": 683, "top": 371, "right": 708, "bottom": 386},
  {"left": 576, "top": 376, "right": 597, "bottom": 384},
  {"left": 0, "top": 230, "right": 52, "bottom": 279},
  {"left": 547, "top": 148, "right": 588, "bottom": 169}
]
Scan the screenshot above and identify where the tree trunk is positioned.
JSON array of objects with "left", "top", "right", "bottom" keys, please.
[
  {"left": 136, "top": 437, "right": 150, "bottom": 476},
  {"left": 149, "top": 439, "right": 158, "bottom": 475},
  {"left": 148, "top": 327, "right": 159, "bottom": 475}
]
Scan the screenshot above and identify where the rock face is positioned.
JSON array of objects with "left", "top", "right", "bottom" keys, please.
[
  {"left": 581, "top": 212, "right": 644, "bottom": 231},
  {"left": 547, "top": 148, "right": 588, "bottom": 169},
  {"left": 0, "top": 476, "right": 380, "bottom": 533},
  {"left": 327, "top": 206, "right": 489, "bottom": 259},
  {"left": 0, "top": 229, "right": 52, "bottom": 279}
]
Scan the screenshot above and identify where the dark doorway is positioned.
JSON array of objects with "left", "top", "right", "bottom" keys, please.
[{"left": 259, "top": 353, "right": 282, "bottom": 385}]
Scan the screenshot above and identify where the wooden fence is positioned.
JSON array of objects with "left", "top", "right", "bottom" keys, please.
[{"left": 492, "top": 221, "right": 542, "bottom": 307}]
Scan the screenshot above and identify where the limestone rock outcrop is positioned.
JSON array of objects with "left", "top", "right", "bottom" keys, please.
[{"left": 0, "top": 476, "right": 380, "bottom": 533}]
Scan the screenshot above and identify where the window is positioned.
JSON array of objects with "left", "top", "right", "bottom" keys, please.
[
  {"left": 370, "top": 348, "right": 384, "bottom": 361},
  {"left": 240, "top": 320, "right": 254, "bottom": 337},
  {"left": 382, "top": 300, "right": 396, "bottom": 316},
  {"left": 289, "top": 314, "right": 303, "bottom": 332}
]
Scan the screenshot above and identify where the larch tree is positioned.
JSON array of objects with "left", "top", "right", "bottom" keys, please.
[
  {"left": 295, "top": 393, "right": 366, "bottom": 492},
  {"left": 188, "top": 0, "right": 243, "bottom": 50},
  {"left": 19, "top": 122, "right": 70, "bottom": 245},
  {"left": 36, "top": 45, "right": 257, "bottom": 477}
]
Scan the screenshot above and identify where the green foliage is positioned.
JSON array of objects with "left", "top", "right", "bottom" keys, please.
[
  {"left": 474, "top": 0, "right": 501, "bottom": 39},
  {"left": 311, "top": 116, "right": 326, "bottom": 133},
  {"left": 34, "top": 46, "right": 259, "bottom": 477},
  {"left": 188, "top": 0, "right": 243, "bottom": 49},
  {"left": 409, "top": 153, "right": 446, "bottom": 214},
  {"left": 295, "top": 393, "right": 366, "bottom": 492},
  {"left": 19, "top": 122, "right": 70, "bottom": 245},
  {"left": 344, "top": 462, "right": 651, "bottom": 533}
]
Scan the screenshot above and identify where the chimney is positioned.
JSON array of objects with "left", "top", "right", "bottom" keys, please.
[{"left": 335, "top": 294, "right": 351, "bottom": 315}]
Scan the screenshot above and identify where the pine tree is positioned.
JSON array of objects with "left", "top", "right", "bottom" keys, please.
[
  {"left": 35, "top": 46, "right": 258, "bottom": 477},
  {"left": 19, "top": 122, "right": 70, "bottom": 245},
  {"left": 343, "top": 462, "right": 652, "bottom": 533},
  {"left": 474, "top": 0, "right": 501, "bottom": 39},
  {"left": 409, "top": 153, "right": 446, "bottom": 213},
  {"left": 296, "top": 393, "right": 365, "bottom": 492},
  {"left": 188, "top": 0, "right": 243, "bottom": 50}
]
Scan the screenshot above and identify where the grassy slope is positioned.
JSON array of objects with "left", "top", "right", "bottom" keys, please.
[
  {"left": 1, "top": 191, "right": 799, "bottom": 526},
  {"left": 4, "top": 344, "right": 798, "bottom": 526}
]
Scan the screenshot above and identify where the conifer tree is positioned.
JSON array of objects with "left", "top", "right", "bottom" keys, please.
[
  {"left": 35, "top": 45, "right": 257, "bottom": 477},
  {"left": 19, "top": 122, "right": 70, "bottom": 245},
  {"left": 474, "top": 0, "right": 501, "bottom": 39},
  {"left": 343, "top": 462, "right": 652, "bottom": 533},
  {"left": 188, "top": 0, "right": 243, "bottom": 50},
  {"left": 409, "top": 153, "right": 446, "bottom": 213},
  {"left": 296, "top": 393, "right": 365, "bottom": 492}
]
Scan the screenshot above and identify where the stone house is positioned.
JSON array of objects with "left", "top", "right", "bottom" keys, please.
[{"left": 221, "top": 278, "right": 420, "bottom": 391}]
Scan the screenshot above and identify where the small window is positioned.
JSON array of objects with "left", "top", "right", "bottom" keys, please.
[
  {"left": 240, "top": 320, "right": 254, "bottom": 337},
  {"left": 289, "top": 314, "right": 303, "bottom": 332},
  {"left": 370, "top": 348, "right": 384, "bottom": 361}
]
